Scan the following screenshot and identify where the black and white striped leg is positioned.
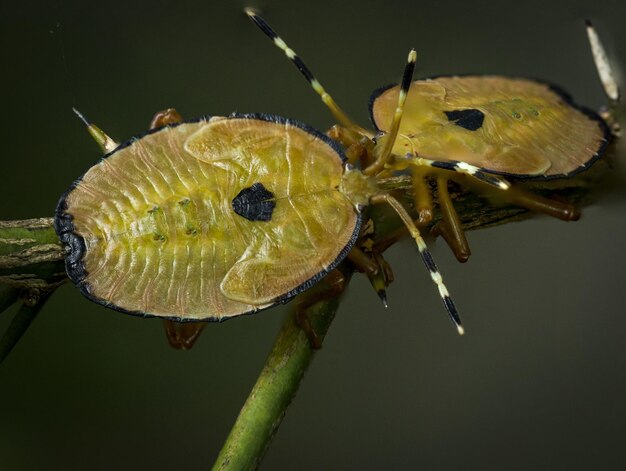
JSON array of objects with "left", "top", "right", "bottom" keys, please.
[
  {"left": 364, "top": 49, "right": 417, "bottom": 176},
  {"left": 370, "top": 193, "right": 464, "bottom": 335},
  {"left": 244, "top": 8, "right": 362, "bottom": 132},
  {"left": 72, "top": 108, "right": 118, "bottom": 154}
]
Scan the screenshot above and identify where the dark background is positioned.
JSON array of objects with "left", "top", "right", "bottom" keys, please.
[{"left": 1, "top": 0, "right": 625, "bottom": 469}]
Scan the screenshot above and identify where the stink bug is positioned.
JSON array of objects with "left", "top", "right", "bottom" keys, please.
[{"left": 246, "top": 10, "right": 617, "bottom": 264}]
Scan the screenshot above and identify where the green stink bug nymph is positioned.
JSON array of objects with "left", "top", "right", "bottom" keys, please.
[{"left": 55, "top": 114, "right": 365, "bottom": 323}]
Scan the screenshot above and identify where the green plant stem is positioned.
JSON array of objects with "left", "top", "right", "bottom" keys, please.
[
  {"left": 0, "top": 218, "right": 66, "bottom": 287},
  {"left": 0, "top": 284, "right": 19, "bottom": 315},
  {"left": 212, "top": 269, "right": 350, "bottom": 471},
  {"left": 0, "top": 292, "right": 52, "bottom": 363},
  {"left": 0, "top": 218, "right": 65, "bottom": 363}
]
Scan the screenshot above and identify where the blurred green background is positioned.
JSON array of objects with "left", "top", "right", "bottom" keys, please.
[{"left": 1, "top": 0, "right": 625, "bottom": 469}]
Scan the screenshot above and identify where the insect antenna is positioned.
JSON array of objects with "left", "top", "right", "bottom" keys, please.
[
  {"left": 72, "top": 108, "right": 118, "bottom": 153},
  {"left": 364, "top": 49, "right": 417, "bottom": 176},
  {"left": 585, "top": 20, "right": 620, "bottom": 103},
  {"left": 244, "top": 8, "right": 365, "bottom": 133},
  {"left": 369, "top": 193, "right": 464, "bottom": 335},
  {"left": 405, "top": 157, "right": 511, "bottom": 190},
  {"left": 360, "top": 50, "right": 511, "bottom": 190}
]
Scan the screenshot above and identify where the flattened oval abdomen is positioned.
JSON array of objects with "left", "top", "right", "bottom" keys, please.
[
  {"left": 370, "top": 76, "right": 609, "bottom": 178},
  {"left": 56, "top": 116, "right": 360, "bottom": 321}
]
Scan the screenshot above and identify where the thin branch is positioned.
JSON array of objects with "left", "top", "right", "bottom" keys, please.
[
  {"left": 0, "top": 284, "right": 19, "bottom": 315},
  {"left": 0, "top": 218, "right": 66, "bottom": 363},
  {"left": 0, "top": 291, "right": 53, "bottom": 363},
  {"left": 0, "top": 218, "right": 66, "bottom": 289}
]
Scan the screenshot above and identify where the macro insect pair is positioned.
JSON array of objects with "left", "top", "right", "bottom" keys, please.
[{"left": 54, "top": 10, "right": 618, "bottom": 348}]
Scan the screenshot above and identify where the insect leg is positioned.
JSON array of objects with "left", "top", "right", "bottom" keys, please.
[
  {"left": 411, "top": 167, "right": 434, "bottom": 225},
  {"left": 149, "top": 108, "right": 184, "bottom": 128},
  {"left": 327, "top": 125, "right": 375, "bottom": 167},
  {"left": 347, "top": 246, "right": 392, "bottom": 307},
  {"left": 364, "top": 49, "right": 417, "bottom": 176},
  {"left": 495, "top": 186, "right": 580, "bottom": 221},
  {"left": 403, "top": 156, "right": 578, "bottom": 221},
  {"left": 431, "top": 176, "right": 471, "bottom": 263},
  {"left": 295, "top": 269, "right": 347, "bottom": 349},
  {"left": 373, "top": 252, "right": 395, "bottom": 304},
  {"left": 366, "top": 169, "right": 434, "bottom": 257},
  {"left": 365, "top": 252, "right": 395, "bottom": 308},
  {"left": 72, "top": 108, "right": 118, "bottom": 153},
  {"left": 370, "top": 193, "right": 464, "bottom": 335},
  {"left": 344, "top": 143, "right": 368, "bottom": 167},
  {"left": 163, "top": 321, "right": 207, "bottom": 350},
  {"left": 245, "top": 8, "right": 366, "bottom": 134},
  {"left": 366, "top": 168, "right": 435, "bottom": 253}
]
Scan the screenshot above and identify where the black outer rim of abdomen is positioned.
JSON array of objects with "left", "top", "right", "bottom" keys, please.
[
  {"left": 367, "top": 75, "right": 612, "bottom": 181},
  {"left": 54, "top": 112, "right": 362, "bottom": 323}
]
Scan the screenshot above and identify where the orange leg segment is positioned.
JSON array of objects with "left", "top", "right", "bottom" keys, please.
[
  {"left": 327, "top": 125, "right": 374, "bottom": 167},
  {"left": 504, "top": 185, "right": 580, "bottom": 221},
  {"left": 411, "top": 168, "right": 434, "bottom": 225},
  {"left": 150, "top": 108, "right": 184, "bottom": 128},
  {"left": 163, "top": 321, "right": 207, "bottom": 350},
  {"left": 431, "top": 177, "right": 471, "bottom": 263}
]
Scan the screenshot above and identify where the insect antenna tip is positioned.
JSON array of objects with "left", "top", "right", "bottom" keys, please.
[
  {"left": 244, "top": 7, "right": 257, "bottom": 17},
  {"left": 72, "top": 107, "right": 90, "bottom": 127},
  {"left": 378, "top": 290, "right": 388, "bottom": 308},
  {"left": 456, "top": 324, "right": 465, "bottom": 336}
]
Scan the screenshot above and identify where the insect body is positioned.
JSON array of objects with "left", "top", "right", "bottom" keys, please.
[
  {"left": 56, "top": 115, "right": 366, "bottom": 321},
  {"left": 370, "top": 76, "right": 609, "bottom": 179}
]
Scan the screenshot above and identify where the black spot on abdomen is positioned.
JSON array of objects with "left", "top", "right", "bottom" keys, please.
[
  {"left": 232, "top": 182, "right": 276, "bottom": 222},
  {"left": 444, "top": 109, "right": 485, "bottom": 131}
]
